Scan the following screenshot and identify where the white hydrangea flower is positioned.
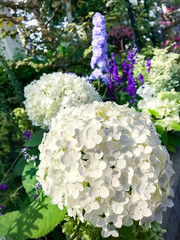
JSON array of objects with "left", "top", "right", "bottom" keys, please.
[
  {"left": 37, "top": 101, "right": 174, "bottom": 238},
  {"left": 137, "top": 84, "right": 156, "bottom": 99},
  {"left": 24, "top": 72, "right": 101, "bottom": 128}
]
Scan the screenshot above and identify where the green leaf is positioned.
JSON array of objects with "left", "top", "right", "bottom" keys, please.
[
  {"left": 14, "top": 148, "right": 39, "bottom": 176},
  {"left": 147, "top": 109, "right": 160, "bottom": 118},
  {"left": 0, "top": 19, "right": 4, "bottom": 28},
  {"left": 84, "top": 46, "right": 92, "bottom": 58},
  {"left": 168, "top": 133, "right": 180, "bottom": 146},
  {"left": 166, "top": 144, "right": 176, "bottom": 153},
  {"left": 160, "top": 132, "right": 168, "bottom": 145},
  {"left": 2, "top": 192, "right": 66, "bottom": 239},
  {"left": 13, "top": 156, "right": 26, "bottom": 176},
  {"left": 24, "top": 129, "right": 45, "bottom": 147},
  {"left": 156, "top": 125, "right": 164, "bottom": 136},
  {"left": 171, "top": 122, "right": 180, "bottom": 132},
  {"left": 0, "top": 211, "right": 21, "bottom": 237},
  {"left": 7, "top": 20, "right": 13, "bottom": 28},
  {"left": 22, "top": 161, "right": 38, "bottom": 201}
]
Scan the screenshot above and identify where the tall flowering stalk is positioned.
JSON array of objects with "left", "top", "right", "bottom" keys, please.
[
  {"left": 90, "top": 12, "right": 108, "bottom": 84},
  {"left": 107, "top": 53, "right": 121, "bottom": 100},
  {"left": 146, "top": 58, "right": 151, "bottom": 73},
  {"left": 121, "top": 45, "right": 138, "bottom": 104}
]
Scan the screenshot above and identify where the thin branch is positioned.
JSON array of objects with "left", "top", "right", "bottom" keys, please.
[{"left": 44, "top": 2, "right": 62, "bottom": 28}]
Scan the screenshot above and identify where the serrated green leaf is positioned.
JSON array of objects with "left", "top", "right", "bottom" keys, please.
[
  {"left": 4, "top": 192, "right": 66, "bottom": 239},
  {"left": 22, "top": 162, "right": 38, "bottom": 201},
  {"left": 24, "top": 129, "right": 45, "bottom": 147},
  {"left": 0, "top": 211, "right": 21, "bottom": 236}
]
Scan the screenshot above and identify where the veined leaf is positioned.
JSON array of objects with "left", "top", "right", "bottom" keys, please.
[
  {"left": 1, "top": 192, "right": 66, "bottom": 239},
  {"left": 0, "top": 211, "right": 21, "bottom": 237}
]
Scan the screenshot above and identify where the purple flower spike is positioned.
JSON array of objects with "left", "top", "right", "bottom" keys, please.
[
  {"left": 146, "top": 58, "right": 151, "bottom": 74},
  {"left": 0, "top": 183, "right": 8, "bottom": 190},
  {"left": 24, "top": 130, "right": 31, "bottom": 140},
  {"left": 0, "top": 206, "right": 3, "bottom": 210},
  {"left": 90, "top": 12, "right": 108, "bottom": 83},
  {"left": 0, "top": 213, "right": 2, "bottom": 216}
]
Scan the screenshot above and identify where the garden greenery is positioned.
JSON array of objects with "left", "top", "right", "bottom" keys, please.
[{"left": 0, "top": 7, "right": 180, "bottom": 240}]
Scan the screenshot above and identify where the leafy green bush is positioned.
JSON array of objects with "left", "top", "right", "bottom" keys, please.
[{"left": 134, "top": 47, "right": 180, "bottom": 92}]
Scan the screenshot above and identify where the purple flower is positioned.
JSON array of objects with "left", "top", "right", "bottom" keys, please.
[
  {"left": 122, "top": 59, "right": 128, "bottom": 75},
  {"left": 35, "top": 182, "right": 41, "bottom": 190},
  {"left": 34, "top": 193, "right": 38, "bottom": 199},
  {"left": 0, "top": 183, "right": 8, "bottom": 190},
  {"left": 0, "top": 206, "right": 3, "bottom": 210},
  {"left": 121, "top": 47, "right": 138, "bottom": 104},
  {"left": 146, "top": 58, "right": 151, "bottom": 74},
  {"left": 128, "top": 50, "right": 134, "bottom": 62},
  {"left": 0, "top": 213, "right": 2, "bottom": 216},
  {"left": 24, "top": 130, "right": 31, "bottom": 140},
  {"left": 138, "top": 74, "right": 144, "bottom": 85},
  {"left": 133, "top": 45, "right": 138, "bottom": 56},
  {"left": 108, "top": 53, "right": 121, "bottom": 85},
  {"left": 25, "top": 153, "right": 29, "bottom": 163},
  {"left": 90, "top": 12, "right": 108, "bottom": 83}
]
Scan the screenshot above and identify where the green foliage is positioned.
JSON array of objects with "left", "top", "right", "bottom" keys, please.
[
  {"left": 134, "top": 48, "right": 180, "bottom": 92},
  {"left": 0, "top": 192, "right": 66, "bottom": 239},
  {"left": 62, "top": 217, "right": 165, "bottom": 240},
  {"left": 156, "top": 125, "right": 180, "bottom": 153},
  {"left": 22, "top": 161, "right": 38, "bottom": 202},
  {"left": 24, "top": 129, "right": 45, "bottom": 147},
  {"left": 11, "top": 107, "right": 33, "bottom": 134}
]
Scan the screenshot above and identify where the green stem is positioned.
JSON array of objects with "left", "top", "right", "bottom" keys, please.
[
  {"left": 69, "top": 219, "right": 82, "bottom": 240},
  {"left": 2, "top": 153, "right": 21, "bottom": 181}
]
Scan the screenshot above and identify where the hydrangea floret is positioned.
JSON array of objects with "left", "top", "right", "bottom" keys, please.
[
  {"left": 37, "top": 101, "right": 174, "bottom": 238},
  {"left": 24, "top": 72, "right": 101, "bottom": 129}
]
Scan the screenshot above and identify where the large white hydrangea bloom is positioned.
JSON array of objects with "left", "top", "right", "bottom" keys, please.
[
  {"left": 37, "top": 101, "right": 174, "bottom": 238},
  {"left": 24, "top": 72, "right": 101, "bottom": 128}
]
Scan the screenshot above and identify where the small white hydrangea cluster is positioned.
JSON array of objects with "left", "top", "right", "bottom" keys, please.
[
  {"left": 138, "top": 85, "right": 180, "bottom": 131},
  {"left": 24, "top": 72, "right": 101, "bottom": 129},
  {"left": 37, "top": 101, "right": 174, "bottom": 238}
]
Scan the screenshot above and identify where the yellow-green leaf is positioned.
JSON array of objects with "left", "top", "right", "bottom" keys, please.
[{"left": 7, "top": 20, "right": 13, "bottom": 28}]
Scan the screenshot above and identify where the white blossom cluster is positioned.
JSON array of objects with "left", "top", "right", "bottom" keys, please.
[
  {"left": 37, "top": 101, "right": 174, "bottom": 238},
  {"left": 138, "top": 85, "right": 180, "bottom": 131},
  {"left": 24, "top": 72, "right": 101, "bottom": 129}
]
